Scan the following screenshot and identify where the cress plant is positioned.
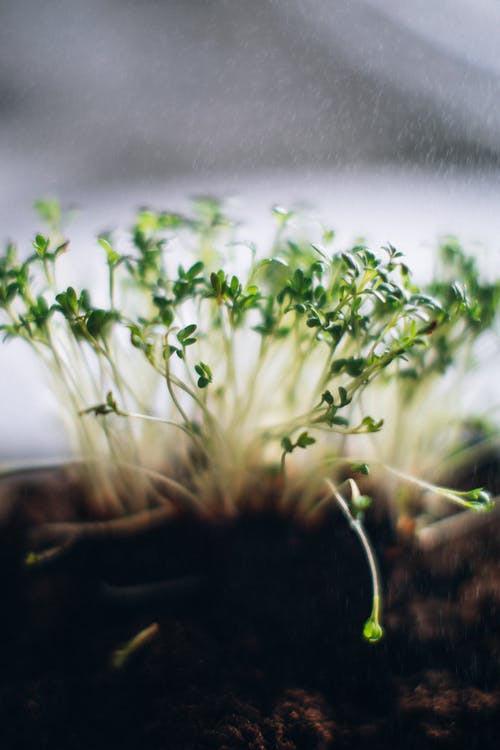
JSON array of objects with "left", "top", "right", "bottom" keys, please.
[
  {"left": 355, "top": 237, "right": 500, "bottom": 524},
  {"left": 1, "top": 198, "right": 498, "bottom": 643}
]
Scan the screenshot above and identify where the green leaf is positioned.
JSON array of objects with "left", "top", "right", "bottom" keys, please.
[
  {"left": 194, "top": 361, "right": 212, "bottom": 388},
  {"left": 55, "top": 286, "right": 79, "bottom": 317},
  {"left": 86, "top": 309, "right": 114, "bottom": 338},
  {"left": 29, "top": 295, "right": 51, "bottom": 327},
  {"left": 363, "top": 618, "right": 383, "bottom": 643},
  {"left": 331, "top": 357, "right": 366, "bottom": 377},
  {"left": 229, "top": 275, "right": 240, "bottom": 297},
  {"left": 98, "top": 236, "right": 121, "bottom": 265},
  {"left": 0, "top": 282, "right": 19, "bottom": 306},
  {"left": 296, "top": 432, "right": 316, "bottom": 449},
  {"left": 187, "top": 261, "right": 204, "bottom": 278},
  {"left": 338, "top": 386, "right": 350, "bottom": 406},
  {"left": 177, "top": 324, "right": 197, "bottom": 344},
  {"left": 167, "top": 345, "right": 181, "bottom": 359},
  {"left": 353, "top": 494, "right": 372, "bottom": 511},
  {"left": 341, "top": 252, "right": 360, "bottom": 275},
  {"left": 32, "top": 234, "right": 49, "bottom": 258},
  {"left": 360, "top": 416, "right": 384, "bottom": 433},
  {"left": 79, "top": 289, "right": 91, "bottom": 311},
  {"left": 351, "top": 463, "right": 369, "bottom": 476},
  {"left": 210, "top": 271, "right": 224, "bottom": 296},
  {"left": 306, "top": 315, "right": 321, "bottom": 328},
  {"left": 128, "top": 325, "right": 153, "bottom": 357},
  {"left": 67, "top": 286, "right": 78, "bottom": 311},
  {"left": 325, "top": 323, "right": 343, "bottom": 342}
]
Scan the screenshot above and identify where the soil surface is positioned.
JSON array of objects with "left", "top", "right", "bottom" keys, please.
[{"left": 0, "top": 467, "right": 499, "bottom": 749}]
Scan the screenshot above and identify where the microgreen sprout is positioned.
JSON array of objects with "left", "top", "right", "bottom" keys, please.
[
  {"left": 1, "top": 199, "right": 498, "bottom": 642},
  {"left": 324, "top": 478, "right": 383, "bottom": 643},
  {"left": 280, "top": 432, "right": 316, "bottom": 472},
  {"left": 384, "top": 467, "right": 495, "bottom": 511}
]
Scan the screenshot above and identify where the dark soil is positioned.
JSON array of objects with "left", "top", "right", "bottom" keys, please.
[{"left": 0, "top": 467, "right": 499, "bottom": 749}]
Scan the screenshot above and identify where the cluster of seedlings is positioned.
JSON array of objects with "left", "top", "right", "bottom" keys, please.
[{"left": 1, "top": 198, "right": 499, "bottom": 643}]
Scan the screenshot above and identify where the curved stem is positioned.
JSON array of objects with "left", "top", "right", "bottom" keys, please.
[
  {"left": 120, "top": 410, "right": 195, "bottom": 440},
  {"left": 324, "top": 478, "right": 383, "bottom": 642}
]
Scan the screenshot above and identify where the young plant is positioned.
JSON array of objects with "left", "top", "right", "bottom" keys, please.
[
  {"left": 352, "top": 237, "right": 500, "bottom": 526},
  {"left": 1, "top": 199, "right": 498, "bottom": 643}
]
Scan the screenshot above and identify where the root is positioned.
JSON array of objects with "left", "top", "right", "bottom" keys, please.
[{"left": 26, "top": 503, "right": 187, "bottom": 563}]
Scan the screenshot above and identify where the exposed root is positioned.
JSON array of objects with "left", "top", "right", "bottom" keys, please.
[{"left": 26, "top": 503, "right": 185, "bottom": 560}]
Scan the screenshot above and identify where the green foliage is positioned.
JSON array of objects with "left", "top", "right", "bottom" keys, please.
[
  {"left": 0, "top": 197, "right": 500, "bottom": 488},
  {"left": 2, "top": 198, "right": 499, "bottom": 643},
  {"left": 280, "top": 431, "right": 316, "bottom": 471},
  {"left": 1, "top": 199, "right": 498, "bottom": 505},
  {"left": 194, "top": 362, "right": 212, "bottom": 388}
]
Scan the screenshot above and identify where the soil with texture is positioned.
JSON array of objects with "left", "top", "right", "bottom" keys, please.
[{"left": 0, "top": 466, "right": 499, "bottom": 749}]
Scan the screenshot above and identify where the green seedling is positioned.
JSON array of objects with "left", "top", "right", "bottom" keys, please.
[
  {"left": 325, "top": 478, "right": 383, "bottom": 643},
  {"left": 1, "top": 199, "right": 499, "bottom": 643},
  {"left": 353, "top": 236, "right": 500, "bottom": 523}
]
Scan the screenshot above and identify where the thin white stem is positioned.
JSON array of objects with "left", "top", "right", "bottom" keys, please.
[
  {"left": 383, "top": 465, "right": 490, "bottom": 509},
  {"left": 324, "top": 478, "right": 382, "bottom": 628}
]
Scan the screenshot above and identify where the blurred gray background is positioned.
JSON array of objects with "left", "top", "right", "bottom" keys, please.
[
  {"left": 2, "top": 0, "right": 500, "bottom": 210},
  {"left": 1, "top": 0, "right": 500, "bottom": 458}
]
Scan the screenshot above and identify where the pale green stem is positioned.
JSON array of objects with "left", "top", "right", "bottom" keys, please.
[
  {"left": 383, "top": 465, "right": 492, "bottom": 510},
  {"left": 119, "top": 410, "right": 199, "bottom": 443},
  {"left": 221, "top": 306, "right": 237, "bottom": 400},
  {"left": 324, "top": 478, "right": 383, "bottom": 639}
]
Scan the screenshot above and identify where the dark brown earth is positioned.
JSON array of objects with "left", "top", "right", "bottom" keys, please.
[{"left": 0, "top": 465, "right": 499, "bottom": 749}]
